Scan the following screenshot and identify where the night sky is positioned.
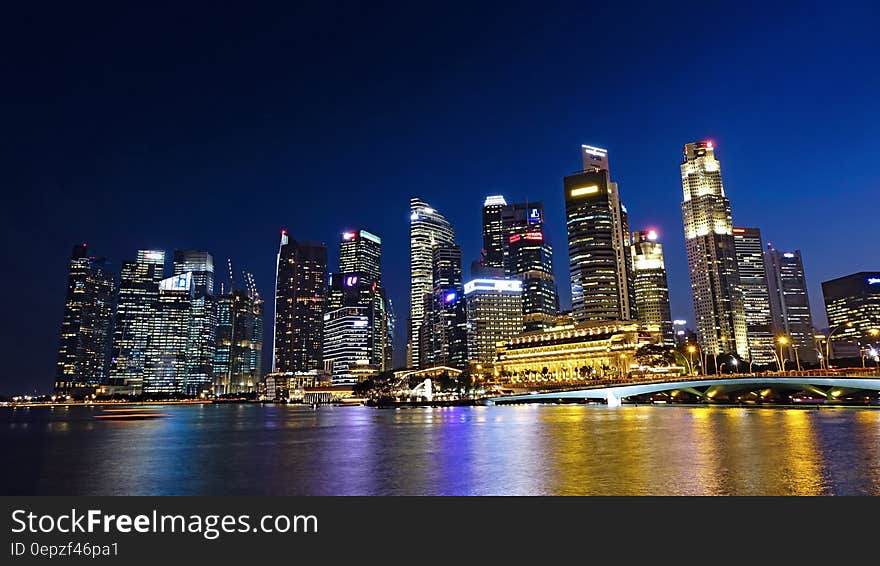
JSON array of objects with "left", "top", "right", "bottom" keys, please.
[{"left": 2, "top": 2, "right": 878, "bottom": 395}]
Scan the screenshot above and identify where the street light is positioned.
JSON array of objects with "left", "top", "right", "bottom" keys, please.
[
  {"left": 825, "top": 321, "right": 854, "bottom": 370},
  {"left": 776, "top": 335, "right": 790, "bottom": 373},
  {"left": 687, "top": 344, "right": 697, "bottom": 376}
]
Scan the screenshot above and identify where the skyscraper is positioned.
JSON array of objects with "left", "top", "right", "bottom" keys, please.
[
  {"left": 322, "top": 306, "right": 372, "bottom": 385},
  {"left": 273, "top": 232, "right": 327, "bottom": 373},
  {"left": 409, "top": 198, "right": 455, "bottom": 368},
  {"left": 109, "top": 249, "right": 166, "bottom": 394},
  {"left": 631, "top": 230, "right": 674, "bottom": 346},
  {"left": 504, "top": 201, "right": 558, "bottom": 332},
  {"left": 464, "top": 278, "right": 523, "bottom": 366},
  {"left": 564, "top": 145, "right": 635, "bottom": 323},
  {"left": 680, "top": 141, "right": 748, "bottom": 358},
  {"left": 340, "top": 229, "right": 382, "bottom": 284},
  {"left": 420, "top": 244, "right": 468, "bottom": 369},
  {"left": 54, "top": 244, "right": 117, "bottom": 394},
  {"left": 732, "top": 228, "right": 775, "bottom": 366},
  {"left": 481, "top": 195, "right": 507, "bottom": 269},
  {"left": 173, "top": 250, "right": 216, "bottom": 395},
  {"left": 765, "top": 245, "right": 818, "bottom": 366},
  {"left": 144, "top": 272, "right": 194, "bottom": 394},
  {"left": 214, "top": 287, "right": 264, "bottom": 394},
  {"left": 822, "top": 273, "right": 880, "bottom": 361}
]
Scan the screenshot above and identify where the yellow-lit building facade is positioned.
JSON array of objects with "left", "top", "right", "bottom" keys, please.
[{"left": 495, "top": 321, "right": 653, "bottom": 383}]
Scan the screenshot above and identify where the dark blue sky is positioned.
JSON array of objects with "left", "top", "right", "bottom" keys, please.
[{"left": 2, "top": 2, "right": 878, "bottom": 395}]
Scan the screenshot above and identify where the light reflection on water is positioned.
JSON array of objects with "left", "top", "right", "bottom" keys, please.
[{"left": 2, "top": 404, "right": 880, "bottom": 496}]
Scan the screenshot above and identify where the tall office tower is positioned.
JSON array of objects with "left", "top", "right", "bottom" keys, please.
[
  {"left": 464, "top": 278, "right": 523, "bottom": 365},
  {"left": 504, "top": 201, "right": 558, "bottom": 331},
  {"left": 54, "top": 244, "right": 117, "bottom": 394},
  {"left": 273, "top": 232, "right": 327, "bottom": 373},
  {"left": 384, "top": 297, "right": 395, "bottom": 370},
  {"left": 630, "top": 230, "right": 674, "bottom": 347},
  {"left": 340, "top": 229, "right": 382, "bottom": 284},
  {"left": 821, "top": 272, "right": 880, "bottom": 360},
  {"left": 144, "top": 272, "right": 194, "bottom": 394},
  {"left": 173, "top": 250, "right": 216, "bottom": 395},
  {"left": 325, "top": 272, "right": 388, "bottom": 375},
  {"left": 765, "top": 245, "right": 818, "bottom": 365},
  {"left": 564, "top": 145, "right": 635, "bottom": 323},
  {"left": 322, "top": 306, "right": 372, "bottom": 385},
  {"left": 420, "top": 244, "right": 468, "bottom": 369},
  {"left": 173, "top": 250, "right": 214, "bottom": 296},
  {"left": 680, "top": 141, "right": 748, "bottom": 358},
  {"left": 732, "top": 228, "right": 775, "bottom": 365},
  {"left": 409, "top": 198, "right": 455, "bottom": 368},
  {"left": 214, "top": 288, "right": 264, "bottom": 394},
  {"left": 109, "top": 250, "right": 165, "bottom": 394},
  {"left": 481, "top": 195, "right": 507, "bottom": 269}
]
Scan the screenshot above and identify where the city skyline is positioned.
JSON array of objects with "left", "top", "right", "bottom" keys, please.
[{"left": 4, "top": 3, "right": 879, "bottom": 394}]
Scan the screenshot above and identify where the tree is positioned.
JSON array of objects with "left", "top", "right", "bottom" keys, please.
[{"left": 635, "top": 344, "right": 676, "bottom": 368}]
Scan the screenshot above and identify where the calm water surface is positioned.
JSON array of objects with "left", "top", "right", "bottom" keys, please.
[{"left": 3, "top": 403, "right": 880, "bottom": 495}]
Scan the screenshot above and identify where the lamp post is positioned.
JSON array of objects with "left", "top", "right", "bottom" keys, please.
[
  {"left": 825, "top": 321, "right": 854, "bottom": 370},
  {"left": 687, "top": 344, "right": 697, "bottom": 376},
  {"left": 776, "top": 335, "right": 790, "bottom": 373}
]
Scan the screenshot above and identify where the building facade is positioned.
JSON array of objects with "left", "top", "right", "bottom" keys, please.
[
  {"left": 504, "top": 201, "right": 558, "bottom": 332},
  {"left": 109, "top": 249, "right": 166, "bottom": 394},
  {"left": 409, "top": 198, "right": 455, "bottom": 368},
  {"left": 732, "top": 228, "right": 776, "bottom": 366},
  {"left": 630, "top": 230, "right": 674, "bottom": 347},
  {"left": 481, "top": 195, "right": 507, "bottom": 269},
  {"left": 680, "top": 141, "right": 748, "bottom": 358},
  {"left": 273, "top": 232, "right": 327, "bottom": 373},
  {"left": 214, "top": 288, "right": 263, "bottom": 394},
  {"left": 144, "top": 272, "right": 194, "bottom": 394},
  {"left": 464, "top": 278, "right": 523, "bottom": 366},
  {"left": 54, "top": 244, "right": 117, "bottom": 394},
  {"left": 322, "top": 306, "right": 372, "bottom": 385},
  {"left": 419, "top": 244, "right": 468, "bottom": 369},
  {"left": 765, "top": 245, "right": 818, "bottom": 366},
  {"left": 564, "top": 145, "right": 635, "bottom": 324},
  {"left": 821, "top": 272, "right": 880, "bottom": 360},
  {"left": 173, "top": 250, "right": 216, "bottom": 395}
]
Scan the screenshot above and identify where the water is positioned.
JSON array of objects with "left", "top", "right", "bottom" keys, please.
[{"left": 3, "top": 403, "right": 880, "bottom": 495}]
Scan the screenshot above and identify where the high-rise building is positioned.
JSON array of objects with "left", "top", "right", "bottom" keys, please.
[
  {"left": 420, "top": 244, "right": 468, "bottom": 369},
  {"left": 764, "top": 245, "right": 818, "bottom": 366},
  {"left": 340, "top": 229, "right": 382, "bottom": 284},
  {"left": 273, "top": 232, "right": 327, "bottom": 373},
  {"left": 732, "top": 228, "right": 775, "bottom": 365},
  {"left": 564, "top": 145, "right": 635, "bottom": 324},
  {"left": 109, "top": 250, "right": 166, "bottom": 394},
  {"left": 680, "top": 141, "right": 748, "bottom": 358},
  {"left": 464, "top": 278, "right": 523, "bottom": 365},
  {"left": 322, "top": 306, "right": 372, "bottom": 385},
  {"left": 409, "top": 198, "right": 455, "bottom": 368},
  {"left": 54, "top": 244, "right": 117, "bottom": 394},
  {"left": 821, "top": 272, "right": 880, "bottom": 360},
  {"left": 504, "top": 201, "right": 558, "bottom": 332},
  {"left": 144, "top": 272, "right": 194, "bottom": 394},
  {"left": 481, "top": 195, "right": 507, "bottom": 269},
  {"left": 630, "top": 230, "right": 674, "bottom": 347},
  {"left": 214, "top": 288, "right": 264, "bottom": 394},
  {"left": 173, "top": 250, "right": 216, "bottom": 395}
]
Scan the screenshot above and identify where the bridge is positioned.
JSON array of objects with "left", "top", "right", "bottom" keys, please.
[{"left": 490, "top": 375, "right": 880, "bottom": 407}]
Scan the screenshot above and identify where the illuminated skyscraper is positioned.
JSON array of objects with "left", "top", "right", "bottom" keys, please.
[
  {"left": 214, "top": 288, "right": 264, "bottom": 394},
  {"left": 109, "top": 249, "right": 166, "bottom": 393},
  {"left": 273, "top": 232, "right": 327, "bottom": 373},
  {"left": 54, "top": 244, "right": 117, "bottom": 394},
  {"left": 680, "top": 141, "right": 748, "bottom": 358},
  {"left": 144, "top": 272, "right": 194, "bottom": 394},
  {"left": 173, "top": 250, "right": 216, "bottom": 395},
  {"left": 481, "top": 195, "right": 507, "bottom": 269},
  {"left": 420, "top": 244, "right": 467, "bottom": 369},
  {"left": 409, "top": 198, "right": 455, "bottom": 368},
  {"left": 564, "top": 145, "right": 635, "bottom": 323},
  {"left": 322, "top": 306, "right": 372, "bottom": 385},
  {"left": 732, "top": 228, "right": 775, "bottom": 365},
  {"left": 766, "top": 245, "right": 818, "bottom": 366},
  {"left": 631, "top": 230, "right": 674, "bottom": 346},
  {"left": 822, "top": 272, "right": 880, "bottom": 360},
  {"left": 340, "top": 229, "right": 382, "bottom": 284},
  {"left": 504, "top": 201, "right": 558, "bottom": 331},
  {"left": 464, "top": 278, "right": 523, "bottom": 365}
]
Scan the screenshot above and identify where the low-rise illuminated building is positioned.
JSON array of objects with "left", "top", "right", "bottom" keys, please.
[
  {"left": 495, "top": 321, "right": 652, "bottom": 382},
  {"left": 464, "top": 278, "right": 523, "bottom": 365},
  {"left": 822, "top": 272, "right": 880, "bottom": 359}
]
